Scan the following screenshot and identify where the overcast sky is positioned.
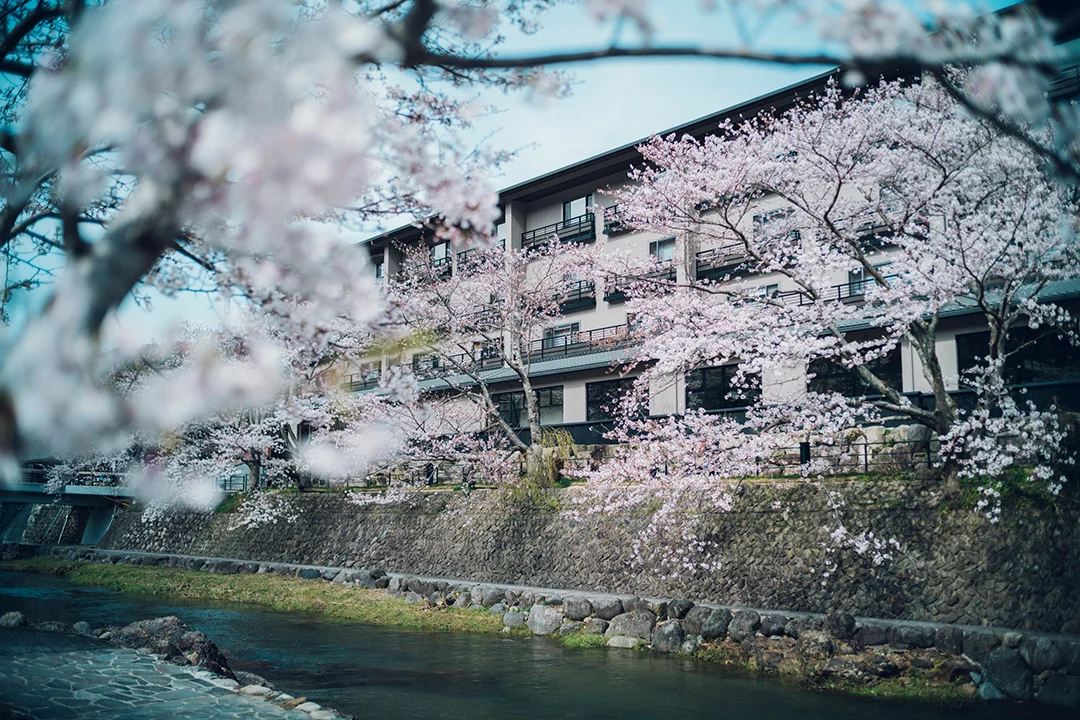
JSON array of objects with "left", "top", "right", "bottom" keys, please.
[{"left": 111, "top": 0, "right": 1011, "bottom": 342}]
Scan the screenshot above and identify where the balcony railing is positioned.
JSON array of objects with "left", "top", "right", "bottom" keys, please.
[
  {"left": 1049, "top": 65, "right": 1080, "bottom": 103},
  {"left": 646, "top": 260, "right": 676, "bottom": 284},
  {"left": 695, "top": 242, "right": 750, "bottom": 280},
  {"left": 431, "top": 256, "right": 452, "bottom": 278},
  {"left": 527, "top": 322, "right": 634, "bottom": 361},
  {"left": 756, "top": 273, "right": 902, "bottom": 307},
  {"left": 342, "top": 368, "right": 381, "bottom": 391},
  {"left": 556, "top": 279, "right": 596, "bottom": 312},
  {"left": 603, "top": 204, "right": 629, "bottom": 235},
  {"left": 521, "top": 212, "right": 596, "bottom": 249}
]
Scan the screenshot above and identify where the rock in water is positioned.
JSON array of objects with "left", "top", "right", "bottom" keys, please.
[
  {"left": 651, "top": 621, "right": 685, "bottom": 653},
  {"left": 605, "top": 611, "right": 656, "bottom": 642},
  {"left": 526, "top": 604, "right": 563, "bottom": 636},
  {"left": 981, "top": 648, "right": 1034, "bottom": 701}
]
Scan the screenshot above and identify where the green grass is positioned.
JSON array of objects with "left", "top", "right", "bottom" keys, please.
[
  {"left": 0, "top": 559, "right": 503, "bottom": 634},
  {"left": 557, "top": 632, "right": 608, "bottom": 649},
  {"left": 819, "top": 675, "right": 975, "bottom": 704}
]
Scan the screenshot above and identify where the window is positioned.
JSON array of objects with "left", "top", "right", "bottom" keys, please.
[
  {"left": 757, "top": 283, "right": 779, "bottom": 299},
  {"left": 808, "top": 346, "right": 902, "bottom": 397},
  {"left": 491, "top": 388, "right": 564, "bottom": 427},
  {"left": 686, "top": 366, "right": 761, "bottom": 411},
  {"left": 649, "top": 238, "right": 676, "bottom": 263},
  {"left": 430, "top": 241, "right": 449, "bottom": 266},
  {"left": 543, "top": 323, "right": 580, "bottom": 348},
  {"left": 536, "top": 386, "right": 564, "bottom": 425},
  {"left": 374, "top": 261, "right": 384, "bottom": 280},
  {"left": 492, "top": 391, "right": 526, "bottom": 428},
  {"left": 957, "top": 329, "right": 1080, "bottom": 386},
  {"left": 563, "top": 193, "right": 593, "bottom": 220},
  {"left": 586, "top": 378, "right": 642, "bottom": 421},
  {"left": 848, "top": 262, "right": 892, "bottom": 296}
]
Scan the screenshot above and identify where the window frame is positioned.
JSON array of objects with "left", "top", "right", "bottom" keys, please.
[{"left": 563, "top": 193, "right": 594, "bottom": 221}]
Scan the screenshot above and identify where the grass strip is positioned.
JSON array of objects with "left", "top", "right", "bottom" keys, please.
[{"left": 0, "top": 558, "right": 506, "bottom": 635}]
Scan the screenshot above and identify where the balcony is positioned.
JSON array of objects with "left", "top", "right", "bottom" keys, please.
[
  {"left": 521, "top": 212, "right": 596, "bottom": 249},
  {"left": 603, "top": 283, "right": 627, "bottom": 303},
  {"left": 342, "top": 367, "right": 381, "bottom": 392},
  {"left": 431, "top": 256, "right": 452, "bottom": 278},
  {"left": 527, "top": 323, "right": 634, "bottom": 361},
  {"left": 695, "top": 242, "right": 751, "bottom": 281},
  {"left": 1050, "top": 65, "right": 1080, "bottom": 103},
  {"left": 603, "top": 204, "right": 629, "bottom": 235},
  {"left": 556, "top": 279, "right": 596, "bottom": 312},
  {"left": 646, "top": 260, "right": 676, "bottom": 284}
]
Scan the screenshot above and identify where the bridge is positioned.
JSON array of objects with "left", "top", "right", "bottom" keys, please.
[{"left": 0, "top": 469, "right": 137, "bottom": 546}]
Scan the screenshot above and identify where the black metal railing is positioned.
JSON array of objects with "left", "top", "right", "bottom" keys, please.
[
  {"left": 1050, "top": 65, "right": 1080, "bottom": 102},
  {"left": 556, "top": 279, "right": 596, "bottom": 311},
  {"left": 431, "top": 256, "right": 452, "bottom": 278},
  {"left": 21, "top": 468, "right": 127, "bottom": 487},
  {"left": 521, "top": 212, "right": 596, "bottom": 249},
  {"left": 218, "top": 474, "right": 249, "bottom": 493},
  {"left": 527, "top": 322, "right": 633, "bottom": 361},
  {"left": 456, "top": 247, "right": 482, "bottom": 269},
  {"left": 342, "top": 368, "right": 381, "bottom": 391},
  {"left": 646, "top": 260, "right": 677, "bottom": 283},
  {"left": 603, "top": 204, "right": 628, "bottom": 235},
  {"left": 411, "top": 347, "right": 506, "bottom": 380},
  {"left": 695, "top": 242, "right": 750, "bottom": 280}
]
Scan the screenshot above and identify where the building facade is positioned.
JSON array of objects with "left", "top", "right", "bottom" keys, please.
[{"left": 348, "top": 64, "right": 1080, "bottom": 446}]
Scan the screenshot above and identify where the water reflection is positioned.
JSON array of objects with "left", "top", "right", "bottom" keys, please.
[{"left": 0, "top": 570, "right": 1069, "bottom": 720}]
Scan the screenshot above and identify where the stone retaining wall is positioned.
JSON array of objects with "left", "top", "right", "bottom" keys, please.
[{"left": 88, "top": 475, "right": 1080, "bottom": 635}]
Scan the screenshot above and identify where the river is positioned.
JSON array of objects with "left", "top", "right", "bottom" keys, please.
[{"left": 0, "top": 570, "right": 1070, "bottom": 719}]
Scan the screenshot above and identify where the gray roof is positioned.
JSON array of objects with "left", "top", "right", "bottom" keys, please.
[{"left": 415, "top": 348, "right": 633, "bottom": 392}]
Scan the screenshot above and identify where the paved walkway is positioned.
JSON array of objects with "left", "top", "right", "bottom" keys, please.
[{"left": 0, "top": 629, "right": 309, "bottom": 720}]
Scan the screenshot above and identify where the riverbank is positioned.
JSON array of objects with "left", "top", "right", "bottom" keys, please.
[
  {"left": 0, "top": 557, "right": 506, "bottom": 636},
  {"left": 0, "top": 556, "right": 1043, "bottom": 708}
]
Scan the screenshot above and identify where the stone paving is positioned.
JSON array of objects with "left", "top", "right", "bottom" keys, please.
[{"left": 0, "top": 629, "right": 312, "bottom": 720}]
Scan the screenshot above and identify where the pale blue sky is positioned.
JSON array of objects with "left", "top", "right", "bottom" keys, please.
[{"left": 113, "top": 0, "right": 1011, "bottom": 341}]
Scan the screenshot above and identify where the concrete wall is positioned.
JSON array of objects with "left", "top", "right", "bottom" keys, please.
[{"left": 97, "top": 476, "right": 1080, "bottom": 634}]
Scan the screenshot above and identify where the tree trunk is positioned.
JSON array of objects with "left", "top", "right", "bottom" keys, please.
[{"left": 247, "top": 459, "right": 261, "bottom": 492}]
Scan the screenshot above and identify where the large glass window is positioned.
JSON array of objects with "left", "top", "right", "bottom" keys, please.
[
  {"left": 808, "top": 346, "right": 902, "bottom": 397},
  {"left": 649, "top": 238, "right": 676, "bottom": 263},
  {"left": 586, "top": 378, "right": 642, "bottom": 421},
  {"left": 957, "top": 328, "right": 1080, "bottom": 386},
  {"left": 536, "top": 386, "right": 564, "bottom": 426},
  {"left": 563, "top": 193, "right": 593, "bottom": 220},
  {"left": 686, "top": 365, "right": 761, "bottom": 410},
  {"left": 491, "top": 388, "right": 564, "bottom": 427},
  {"left": 492, "top": 391, "right": 526, "bottom": 428}
]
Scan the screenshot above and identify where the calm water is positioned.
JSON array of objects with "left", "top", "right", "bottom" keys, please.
[{"left": 0, "top": 570, "right": 1069, "bottom": 720}]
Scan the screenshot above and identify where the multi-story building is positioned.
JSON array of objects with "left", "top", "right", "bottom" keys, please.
[{"left": 348, "top": 59, "right": 1080, "bottom": 446}]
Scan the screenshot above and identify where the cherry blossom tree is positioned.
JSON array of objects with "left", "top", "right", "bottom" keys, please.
[
  {"left": 595, "top": 76, "right": 1078, "bottom": 500},
  {"left": 382, "top": 239, "right": 600, "bottom": 473},
  {"left": 1, "top": 0, "right": 1078, "bottom": 497}
]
